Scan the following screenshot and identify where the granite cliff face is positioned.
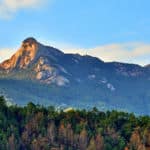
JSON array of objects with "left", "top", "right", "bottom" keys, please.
[
  {"left": 0, "top": 38, "right": 38, "bottom": 70},
  {"left": 0, "top": 37, "right": 69, "bottom": 85},
  {"left": 0, "top": 37, "right": 150, "bottom": 114}
]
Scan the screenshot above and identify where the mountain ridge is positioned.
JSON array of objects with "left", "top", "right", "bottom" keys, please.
[
  {"left": 0, "top": 37, "right": 150, "bottom": 115},
  {"left": 1, "top": 37, "right": 149, "bottom": 70}
]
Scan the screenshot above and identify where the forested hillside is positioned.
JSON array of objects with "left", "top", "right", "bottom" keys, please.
[{"left": 0, "top": 96, "right": 150, "bottom": 150}]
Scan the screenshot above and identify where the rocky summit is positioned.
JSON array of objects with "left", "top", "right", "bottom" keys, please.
[
  {"left": 0, "top": 37, "right": 150, "bottom": 115},
  {"left": 0, "top": 38, "right": 38, "bottom": 70}
]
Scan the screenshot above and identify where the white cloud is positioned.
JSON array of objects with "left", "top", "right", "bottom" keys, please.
[
  {"left": 0, "top": 0, "right": 46, "bottom": 19},
  {"left": 0, "top": 48, "right": 15, "bottom": 62}
]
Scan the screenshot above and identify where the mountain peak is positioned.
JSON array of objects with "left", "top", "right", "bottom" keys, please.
[
  {"left": 21, "top": 37, "right": 38, "bottom": 53},
  {"left": 0, "top": 37, "right": 64, "bottom": 72},
  {"left": 0, "top": 37, "right": 39, "bottom": 70},
  {"left": 22, "top": 37, "right": 37, "bottom": 44}
]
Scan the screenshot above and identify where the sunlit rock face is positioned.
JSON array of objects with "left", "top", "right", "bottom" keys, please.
[
  {"left": 19, "top": 38, "right": 38, "bottom": 68},
  {"left": 0, "top": 37, "right": 38, "bottom": 70},
  {"left": 0, "top": 37, "right": 69, "bottom": 85}
]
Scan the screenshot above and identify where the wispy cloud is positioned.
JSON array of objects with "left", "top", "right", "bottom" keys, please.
[
  {"left": 0, "top": 48, "right": 15, "bottom": 62},
  {"left": 0, "top": 0, "right": 46, "bottom": 19},
  {"left": 62, "top": 42, "right": 150, "bottom": 66}
]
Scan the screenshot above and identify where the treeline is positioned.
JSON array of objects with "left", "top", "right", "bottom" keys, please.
[{"left": 0, "top": 96, "right": 150, "bottom": 150}]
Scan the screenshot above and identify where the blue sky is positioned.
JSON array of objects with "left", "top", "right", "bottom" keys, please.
[{"left": 0, "top": 0, "right": 150, "bottom": 65}]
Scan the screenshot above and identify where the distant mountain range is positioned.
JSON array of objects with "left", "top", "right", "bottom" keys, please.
[{"left": 0, "top": 37, "right": 150, "bottom": 115}]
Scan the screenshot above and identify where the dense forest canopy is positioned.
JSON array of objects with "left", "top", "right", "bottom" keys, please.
[{"left": 0, "top": 96, "right": 150, "bottom": 150}]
